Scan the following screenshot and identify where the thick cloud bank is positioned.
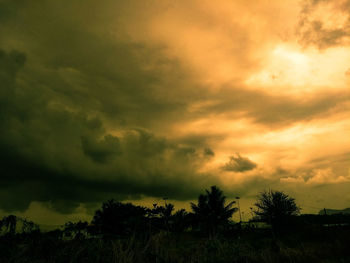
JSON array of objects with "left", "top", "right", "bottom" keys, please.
[{"left": 0, "top": 0, "right": 349, "bottom": 217}]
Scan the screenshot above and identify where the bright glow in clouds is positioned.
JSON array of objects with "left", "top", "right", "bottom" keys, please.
[{"left": 245, "top": 44, "right": 350, "bottom": 95}]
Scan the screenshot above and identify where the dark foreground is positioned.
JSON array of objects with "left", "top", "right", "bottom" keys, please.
[{"left": 1, "top": 226, "right": 350, "bottom": 263}]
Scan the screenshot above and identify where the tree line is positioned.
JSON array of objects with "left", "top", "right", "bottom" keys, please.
[
  {"left": 0, "top": 186, "right": 305, "bottom": 239},
  {"left": 1, "top": 186, "right": 350, "bottom": 263}
]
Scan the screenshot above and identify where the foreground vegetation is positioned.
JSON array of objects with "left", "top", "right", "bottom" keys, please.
[
  {"left": 1, "top": 225, "right": 350, "bottom": 263},
  {"left": 1, "top": 186, "right": 350, "bottom": 263}
]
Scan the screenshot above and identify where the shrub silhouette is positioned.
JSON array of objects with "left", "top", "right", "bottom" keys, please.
[
  {"left": 0, "top": 215, "right": 17, "bottom": 235},
  {"left": 191, "top": 185, "right": 237, "bottom": 238},
  {"left": 0, "top": 215, "right": 39, "bottom": 235},
  {"left": 146, "top": 203, "right": 193, "bottom": 233},
  {"left": 92, "top": 199, "right": 147, "bottom": 237},
  {"left": 254, "top": 189, "right": 300, "bottom": 232},
  {"left": 64, "top": 221, "right": 89, "bottom": 239}
]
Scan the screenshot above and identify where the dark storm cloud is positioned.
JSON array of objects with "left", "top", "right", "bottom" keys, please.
[
  {"left": 0, "top": 0, "right": 192, "bottom": 130},
  {"left": 0, "top": 0, "right": 348, "bottom": 216},
  {"left": 0, "top": 93, "right": 217, "bottom": 212},
  {"left": 0, "top": 46, "right": 216, "bottom": 212},
  {"left": 0, "top": 0, "right": 217, "bottom": 213},
  {"left": 222, "top": 154, "right": 257, "bottom": 172},
  {"left": 81, "top": 134, "right": 122, "bottom": 163}
]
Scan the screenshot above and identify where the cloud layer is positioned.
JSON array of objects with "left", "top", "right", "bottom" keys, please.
[{"left": 0, "top": 0, "right": 349, "bottom": 220}]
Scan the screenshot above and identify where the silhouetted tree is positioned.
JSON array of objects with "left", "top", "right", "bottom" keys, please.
[
  {"left": 0, "top": 215, "right": 17, "bottom": 235},
  {"left": 191, "top": 186, "right": 237, "bottom": 238},
  {"left": 92, "top": 199, "right": 147, "bottom": 237},
  {"left": 0, "top": 216, "right": 39, "bottom": 236},
  {"left": 161, "top": 203, "right": 174, "bottom": 219},
  {"left": 254, "top": 190, "right": 300, "bottom": 232},
  {"left": 145, "top": 203, "right": 175, "bottom": 232},
  {"left": 160, "top": 203, "right": 174, "bottom": 231},
  {"left": 64, "top": 221, "right": 89, "bottom": 239},
  {"left": 171, "top": 209, "right": 192, "bottom": 233},
  {"left": 21, "top": 218, "right": 39, "bottom": 234}
]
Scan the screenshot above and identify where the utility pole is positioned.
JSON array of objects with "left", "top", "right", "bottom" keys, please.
[
  {"left": 163, "top": 197, "right": 168, "bottom": 206},
  {"left": 236, "top": 197, "right": 242, "bottom": 223}
]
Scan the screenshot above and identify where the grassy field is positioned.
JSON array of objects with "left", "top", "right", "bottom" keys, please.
[{"left": 1, "top": 225, "right": 349, "bottom": 263}]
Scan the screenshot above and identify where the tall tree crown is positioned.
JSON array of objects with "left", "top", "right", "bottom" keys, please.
[
  {"left": 254, "top": 189, "right": 300, "bottom": 230},
  {"left": 191, "top": 185, "right": 237, "bottom": 235}
]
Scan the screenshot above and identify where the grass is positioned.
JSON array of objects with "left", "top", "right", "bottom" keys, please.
[{"left": 1, "top": 226, "right": 350, "bottom": 263}]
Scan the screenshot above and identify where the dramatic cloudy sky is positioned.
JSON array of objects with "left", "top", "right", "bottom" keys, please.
[{"left": 1, "top": 0, "right": 349, "bottom": 224}]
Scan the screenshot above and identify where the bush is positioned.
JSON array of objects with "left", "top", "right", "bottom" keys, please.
[{"left": 254, "top": 190, "right": 300, "bottom": 232}]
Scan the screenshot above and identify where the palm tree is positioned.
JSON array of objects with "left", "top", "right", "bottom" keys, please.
[
  {"left": 161, "top": 203, "right": 174, "bottom": 232},
  {"left": 171, "top": 209, "right": 191, "bottom": 232},
  {"left": 191, "top": 186, "right": 237, "bottom": 238}
]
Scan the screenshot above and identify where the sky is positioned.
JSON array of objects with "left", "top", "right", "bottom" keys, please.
[{"left": 0, "top": 0, "right": 349, "bottom": 225}]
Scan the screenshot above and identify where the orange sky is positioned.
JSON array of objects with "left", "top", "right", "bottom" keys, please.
[
  {"left": 122, "top": 0, "right": 350, "bottom": 214},
  {"left": 0, "top": 0, "right": 349, "bottom": 224}
]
